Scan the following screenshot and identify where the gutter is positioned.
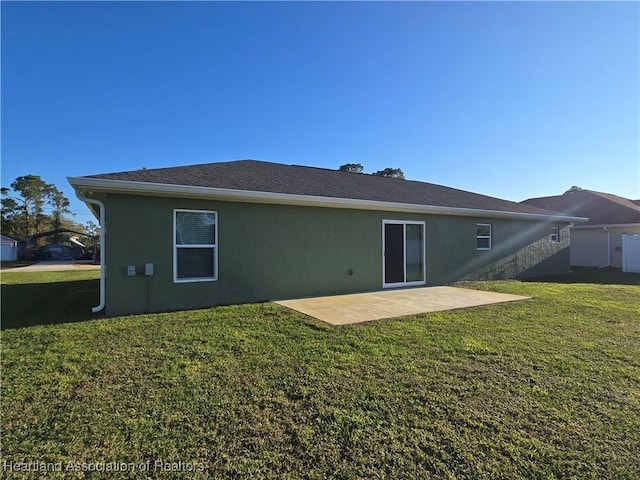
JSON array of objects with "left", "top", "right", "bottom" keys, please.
[
  {"left": 572, "top": 223, "right": 640, "bottom": 229},
  {"left": 67, "top": 177, "right": 588, "bottom": 224},
  {"left": 74, "top": 190, "right": 105, "bottom": 313}
]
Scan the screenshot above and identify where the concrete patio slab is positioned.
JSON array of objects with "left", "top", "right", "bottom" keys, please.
[{"left": 275, "top": 286, "right": 530, "bottom": 325}]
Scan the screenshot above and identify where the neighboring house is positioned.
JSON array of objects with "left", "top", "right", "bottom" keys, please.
[
  {"left": 522, "top": 189, "right": 640, "bottom": 269},
  {"left": 0, "top": 235, "right": 18, "bottom": 261},
  {"left": 68, "top": 160, "right": 584, "bottom": 316}
]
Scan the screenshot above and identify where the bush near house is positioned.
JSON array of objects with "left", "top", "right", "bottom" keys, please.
[{"left": 1, "top": 272, "right": 639, "bottom": 479}]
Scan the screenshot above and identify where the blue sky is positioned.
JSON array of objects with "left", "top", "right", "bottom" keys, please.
[{"left": 2, "top": 1, "right": 638, "bottom": 223}]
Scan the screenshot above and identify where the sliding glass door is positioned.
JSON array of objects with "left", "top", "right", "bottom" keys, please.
[{"left": 383, "top": 221, "right": 426, "bottom": 287}]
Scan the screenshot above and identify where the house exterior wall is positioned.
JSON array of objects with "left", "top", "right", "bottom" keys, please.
[
  {"left": 97, "top": 193, "right": 570, "bottom": 316},
  {"left": 570, "top": 229, "right": 609, "bottom": 267},
  {"left": 570, "top": 225, "right": 640, "bottom": 268}
]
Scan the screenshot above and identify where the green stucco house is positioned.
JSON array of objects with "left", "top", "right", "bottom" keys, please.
[{"left": 68, "top": 160, "right": 584, "bottom": 316}]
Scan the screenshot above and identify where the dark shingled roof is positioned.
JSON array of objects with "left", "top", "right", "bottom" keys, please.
[
  {"left": 522, "top": 189, "right": 640, "bottom": 226},
  {"left": 87, "top": 159, "right": 562, "bottom": 216}
]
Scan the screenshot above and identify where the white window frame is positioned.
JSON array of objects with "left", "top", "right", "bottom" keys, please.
[
  {"left": 476, "top": 223, "right": 492, "bottom": 251},
  {"left": 550, "top": 226, "right": 559, "bottom": 243},
  {"left": 173, "top": 209, "right": 218, "bottom": 283}
]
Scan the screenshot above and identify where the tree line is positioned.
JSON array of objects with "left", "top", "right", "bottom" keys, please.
[
  {"left": 1, "top": 174, "right": 97, "bottom": 248},
  {"left": 339, "top": 163, "right": 405, "bottom": 179}
]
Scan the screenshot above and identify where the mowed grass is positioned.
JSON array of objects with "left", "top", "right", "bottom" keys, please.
[{"left": 1, "top": 272, "right": 639, "bottom": 479}]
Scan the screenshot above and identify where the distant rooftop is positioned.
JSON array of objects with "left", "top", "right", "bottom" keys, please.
[
  {"left": 1, "top": 235, "right": 18, "bottom": 243},
  {"left": 522, "top": 189, "right": 640, "bottom": 226}
]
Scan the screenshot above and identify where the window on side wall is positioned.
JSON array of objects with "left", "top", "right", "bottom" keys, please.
[
  {"left": 174, "top": 209, "right": 217, "bottom": 282},
  {"left": 550, "top": 226, "right": 559, "bottom": 243},
  {"left": 476, "top": 223, "right": 492, "bottom": 250}
]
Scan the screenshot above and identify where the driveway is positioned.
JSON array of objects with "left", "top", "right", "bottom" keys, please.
[
  {"left": 4, "top": 261, "right": 101, "bottom": 272},
  {"left": 275, "top": 286, "right": 530, "bottom": 325}
]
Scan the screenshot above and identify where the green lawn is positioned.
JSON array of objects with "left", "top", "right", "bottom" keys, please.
[{"left": 1, "top": 272, "right": 639, "bottom": 479}]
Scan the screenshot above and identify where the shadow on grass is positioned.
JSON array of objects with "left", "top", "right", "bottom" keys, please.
[
  {"left": 525, "top": 267, "right": 640, "bottom": 286},
  {"left": 0, "top": 261, "right": 38, "bottom": 270},
  {"left": 1, "top": 279, "right": 103, "bottom": 330}
]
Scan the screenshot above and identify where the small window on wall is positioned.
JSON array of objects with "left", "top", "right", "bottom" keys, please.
[
  {"left": 174, "top": 209, "right": 217, "bottom": 282},
  {"left": 476, "top": 223, "right": 492, "bottom": 250},
  {"left": 550, "top": 227, "right": 559, "bottom": 243}
]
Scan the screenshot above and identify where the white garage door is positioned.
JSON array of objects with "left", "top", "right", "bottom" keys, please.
[{"left": 1, "top": 243, "right": 18, "bottom": 261}]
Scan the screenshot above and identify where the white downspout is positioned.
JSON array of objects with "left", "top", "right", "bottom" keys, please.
[
  {"left": 598, "top": 226, "right": 611, "bottom": 269},
  {"left": 76, "top": 192, "right": 105, "bottom": 313}
]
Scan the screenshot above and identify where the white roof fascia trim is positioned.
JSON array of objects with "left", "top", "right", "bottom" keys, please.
[
  {"left": 572, "top": 223, "right": 640, "bottom": 229},
  {"left": 67, "top": 177, "right": 587, "bottom": 223}
]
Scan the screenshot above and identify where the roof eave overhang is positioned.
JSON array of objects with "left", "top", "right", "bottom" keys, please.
[{"left": 67, "top": 177, "right": 587, "bottom": 223}]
